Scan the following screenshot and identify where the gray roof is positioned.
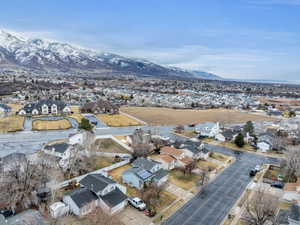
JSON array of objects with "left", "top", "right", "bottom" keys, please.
[
  {"left": 179, "top": 140, "right": 209, "bottom": 154},
  {"left": 80, "top": 174, "right": 115, "bottom": 194},
  {"left": 123, "top": 167, "right": 154, "bottom": 181},
  {"left": 195, "top": 122, "right": 217, "bottom": 131},
  {"left": 4, "top": 210, "right": 44, "bottom": 225},
  {"left": 101, "top": 188, "right": 127, "bottom": 207},
  {"left": 289, "top": 204, "right": 300, "bottom": 222},
  {"left": 0, "top": 104, "right": 11, "bottom": 113},
  {"left": 132, "top": 158, "right": 159, "bottom": 171},
  {"left": 22, "top": 100, "right": 67, "bottom": 114},
  {"left": 68, "top": 188, "right": 98, "bottom": 209},
  {"left": 44, "top": 143, "right": 69, "bottom": 154},
  {"left": 221, "top": 130, "right": 235, "bottom": 139}
]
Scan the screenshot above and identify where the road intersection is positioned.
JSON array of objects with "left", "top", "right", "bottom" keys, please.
[{"left": 0, "top": 125, "right": 280, "bottom": 225}]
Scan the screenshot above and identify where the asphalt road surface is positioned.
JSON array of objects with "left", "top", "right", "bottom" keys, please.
[{"left": 163, "top": 145, "right": 279, "bottom": 225}]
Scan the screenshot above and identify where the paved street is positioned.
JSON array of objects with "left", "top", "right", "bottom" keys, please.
[
  {"left": 163, "top": 145, "right": 280, "bottom": 225},
  {"left": 0, "top": 124, "right": 281, "bottom": 225}
]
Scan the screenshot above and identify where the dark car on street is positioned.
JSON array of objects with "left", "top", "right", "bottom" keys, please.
[{"left": 271, "top": 182, "right": 284, "bottom": 189}]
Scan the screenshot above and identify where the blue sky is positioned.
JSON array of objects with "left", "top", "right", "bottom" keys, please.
[{"left": 1, "top": 0, "right": 300, "bottom": 80}]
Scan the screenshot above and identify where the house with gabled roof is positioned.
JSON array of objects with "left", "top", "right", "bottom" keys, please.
[
  {"left": 177, "top": 140, "right": 210, "bottom": 160},
  {"left": 63, "top": 174, "right": 128, "bottom": 216},
  {"left": 122, "top": 158, "right": 168, "bottom": 189},
  {"left": 18, "top": 99, "right": 71, "bottom": 116}
]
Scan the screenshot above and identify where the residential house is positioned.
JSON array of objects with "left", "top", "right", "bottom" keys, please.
[
  {"left": 43, "top": 143, "right": 71, "bottom": 159},
  {"left": 64, "top": 174, "right": 127, "bottom": 216},
  {"left": 177, "top": 140, "right": 210, "bottom": 160},
  {"left": 215, "top": 129, "right": 236, "bottom": 142},
  {"left": 195, "top": 122, "right": 220, "bottom": 138},
  {"left": 160, "top": 146, "right": 194, "bottom": 168},
  {"left": 81, "top": 100, "right": 119, "bottom": 114},
  {"left": 122, "top": 158, "right": 168, "bottom": 189},
  {"left": 151, "top": 154, "right": 176, "bottom": 170},
  {"left": 18, "top": 99, "right": 71, "bottom": 116},
  {"left": 0, "top": 104, "right": 11, "bottom": 118},
  {"left": 257, "top": 132, "right": 274, "bottom": 152}
]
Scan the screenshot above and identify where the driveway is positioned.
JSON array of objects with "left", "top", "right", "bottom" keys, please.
[
  {"left": 84, "top": 114, "right": 107, "bottom": 128},
  {"left": 118, "top": 207, "right": 152, "bottom": 225},
  {"left": 163, "top": 146, "right": 280, "bottom": 225}
]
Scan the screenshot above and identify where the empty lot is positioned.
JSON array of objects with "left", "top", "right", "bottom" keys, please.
[{"left": 121, "top": 107, "right": 276, "bottom": 125}]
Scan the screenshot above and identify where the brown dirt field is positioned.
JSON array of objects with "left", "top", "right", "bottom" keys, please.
[
  {"left": 121, "top": 107, "right": 276, "bottom": 125},
  {"left": 32, "top": 119, "right": 71, "bottom": 131},
  {"left": 0, "top": 116, "right": 24, "bottom": 133}
]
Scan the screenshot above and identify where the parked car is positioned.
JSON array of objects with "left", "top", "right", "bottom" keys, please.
[
  {"left": 128, "top": 197, "right": 146, "bottom": 211},
  {"left": 0, "top": 209, "right": 14, "bottom": 217},
  {"left": 271, "top": 182, "right": 284, "bottom": 189},
  {"left": 249, "top": 169, "right": 257, "bottom": 177}
]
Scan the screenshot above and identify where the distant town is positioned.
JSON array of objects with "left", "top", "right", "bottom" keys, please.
[{"left": 0, "top": 71, "right": 300, "bottom": 225}]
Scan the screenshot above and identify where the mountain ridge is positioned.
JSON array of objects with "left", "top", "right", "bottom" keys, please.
[{"left": 0, "top": 30, "right": 222, "bottom": 80}]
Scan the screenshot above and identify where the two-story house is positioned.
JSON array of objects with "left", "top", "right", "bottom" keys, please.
[
  {"left": 18, "top": 100, "right": 71, "bottom": 116},
  {"left": 160, "top": 146, "right": 194, "bottom": 168}
]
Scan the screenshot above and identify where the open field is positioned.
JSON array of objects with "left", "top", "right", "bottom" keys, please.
[
  {"left": 32, "top": 119, "right": 71, "bottom": 131},
  {"left": 70, "top": 106, "right": 80, "bottom": 114},
  {"left": 94, "top": 138, "right": 130, "bottom": 154},
  {"left": 0, "top": 116, "right": 24, "bottom": 133},
  {"left": 121, "top": 107, "right": 276, "bottom": 125},
  {"left": 68, "top": 114, "right": 85, "bottom": 123},
  {"left": 96, "top": 114, "right": 143, "bottom": 127},
  {"left": 7, "top": 104, "right": 23, "bottom": 114}
]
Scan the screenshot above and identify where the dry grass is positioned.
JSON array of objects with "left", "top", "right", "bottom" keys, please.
[
  {"left": 109, "top": 164, "right": 132, "bottom": 183},
  {"left": 214, "top": 141, "right": 256, "bottom": 152},
  {"left": 0, "top": 116, "right": 24, "bottom": 133},
  {"left": 70, "top": 105, "right": 80, "bottom": 114},
  {"left": 197, "top": 160, "right": 218, "bottom": 171},
  {"left": 97, "top": 114, "right": 143, "bottom": 127},
  {"left": 93, "top": 157, "right": 115, "bottom": 170},
  {"left": 210, "top": 152, "right": 230, "bottom": 162},
  {"left": 154, "top": 199, "right": 185, "bottom": 223},
  {"left": 68, "top": 114, "right": 85, "bottom": 123},
  {"left": 168, "top": 170, "right": 200, "bottom": 190},
  {"left": 7, "top": 104, "right": 23, "bottom": 114},
  {"left": 32, "top": 119, "right": 71, "bottom": 131},
  {"left": 94, "top": 138, "right": 130, "bottom": 153},
  {"left": 121, "top": 107, "right": 276, "bottom": 125}
]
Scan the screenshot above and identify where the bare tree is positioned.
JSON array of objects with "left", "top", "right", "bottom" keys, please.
[
  {"left": 0, "top": 159, "right": 47, "bottom": 211},
  {"left": 198, "top": 168, "right": 210, "bottom": 186},
  {"left": 132, "top": 143, "right": 153, "bottom": 158},
  {"left": 283, "top": 146, "right": 300, "bottom": 182},
  {"left": 243, "top": 187, "right": 279, "bottom": 225},
  {"left": 89, "top": 208, "right": 123, "bottom": 225}
]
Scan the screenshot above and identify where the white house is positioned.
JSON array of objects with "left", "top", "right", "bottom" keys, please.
[{"left": 195, "top": 122, "right": 220, "bottom": 138}]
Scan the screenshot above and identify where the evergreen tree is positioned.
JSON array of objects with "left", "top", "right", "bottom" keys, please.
[
  {"left": 234, "top": 133, "right": 245, "bottom": 148},
  {"left": 79, "top": 118, "right": 93, "bottom": 131}
]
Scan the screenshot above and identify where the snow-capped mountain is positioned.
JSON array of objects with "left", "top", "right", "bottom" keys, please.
[{"left": 0, "top": 30, "right": 222, "bottom": 80}]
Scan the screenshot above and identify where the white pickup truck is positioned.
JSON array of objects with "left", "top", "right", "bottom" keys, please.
[{"left": 128, "top": 197, "right": 146, "bottom": 211}]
